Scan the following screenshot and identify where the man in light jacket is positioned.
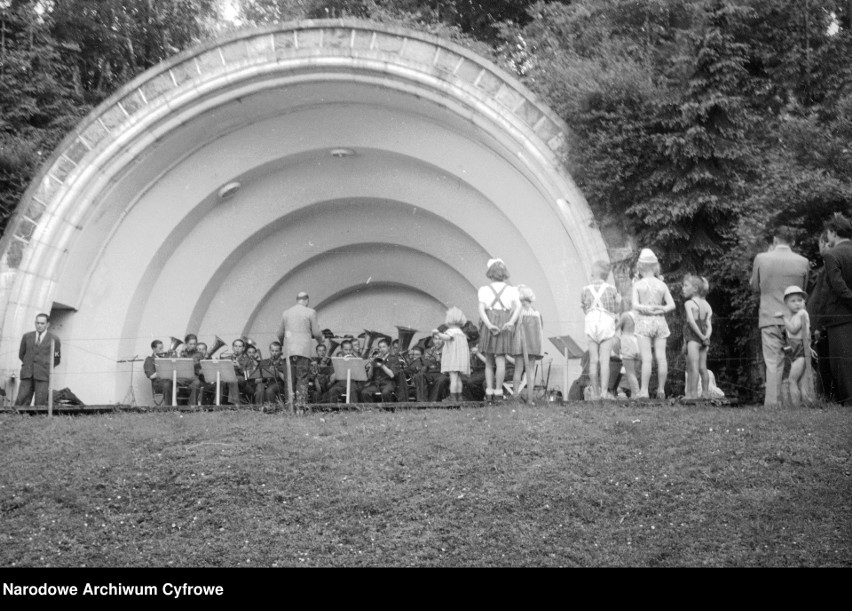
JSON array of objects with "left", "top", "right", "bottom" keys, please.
[
  {"left": 277, "top": 292, "right": 323, "bottom": 407},
  {"left": 750, "top": 226, "right": 810, "bottom": 407}
]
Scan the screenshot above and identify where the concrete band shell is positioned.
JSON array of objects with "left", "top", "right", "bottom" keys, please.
[{"left": 0, "top": 20, "right": 608, "bottom": 404}]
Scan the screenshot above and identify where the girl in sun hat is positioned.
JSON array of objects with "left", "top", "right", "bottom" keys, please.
[
  {"left": 631, "top": 248, "right": 675, "bottom": 399},
  {"left": 477, "top": 257, "right": 521, "bottom": 403}
]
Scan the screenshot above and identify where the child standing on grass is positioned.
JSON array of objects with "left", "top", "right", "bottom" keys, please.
[
  {"left": 632, "top": 248, "right": 675, "bottom": 399},
  {"left": 581, "top": 260, "right": 622, "bottom": 400},
  {"left": 777, "top": 286, "right": 813, "bottom": 406},
  {"left": 510, "top": 285, "right": 544, "bottom": 405},
  {"left": 437, "top": 306, "right": 471, "bottom": 402},
  {"left": 683, "top": 274, "right": 713, "bottom": 399},
  {"left": 478, "top": 258, "right": 521, "bottom": 403},
  {"left": 615, "top": 304, "right": 640, "bottom": 398}
]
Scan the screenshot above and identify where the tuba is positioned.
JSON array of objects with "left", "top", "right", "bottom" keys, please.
[
  {"left": 396, "top": 325, "right": 418, "bottom": 354},
  {"left": 168, "top": 336, "right": 184, "bottom": 357},
  {"left": 207, "top": 336, "right": 227, "bottom": 359},
  {"left": 360, "top": 329, "right": 384, "bottom": 359}
]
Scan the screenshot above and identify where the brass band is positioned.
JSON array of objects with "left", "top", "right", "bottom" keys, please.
[{"left": 146, "top": 323, "right": 493, "bottom": 406}]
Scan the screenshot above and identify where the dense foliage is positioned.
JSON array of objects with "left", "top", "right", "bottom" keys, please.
[{"left": 1, "top": 0, "right": 851, "bottom": 400}]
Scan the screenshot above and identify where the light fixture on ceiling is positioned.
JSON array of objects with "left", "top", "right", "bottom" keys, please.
[
  {"left": 329, "top": 148, "right": 356, "bottom": 158},
  {"left": 218, "top": 181, "right": 241, "bottom": 200}
]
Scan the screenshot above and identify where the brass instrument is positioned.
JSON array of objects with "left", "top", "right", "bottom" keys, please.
[
  {"left": 360, "top": 329, "right": 384, "bottom": 359},
  {"left": 396, "top": 325, "right": 418, "bottom": 355},
  {"left": 208, "top": 336, "right": 227, "bottom": 359},
  {"left": 168, "top": 336, "right": 184, "bottom": 357}
]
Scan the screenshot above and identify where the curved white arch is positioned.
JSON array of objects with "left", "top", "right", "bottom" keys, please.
[{"left": 0, "top": 20, "right": 609, "bottom": 404}]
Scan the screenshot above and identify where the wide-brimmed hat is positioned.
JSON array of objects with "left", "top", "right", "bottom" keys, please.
[
  {"left": 784, "top": 285, "right": 807, "bottom": 299},
  {"left": 637, "top": 248, "right": 658, "bottom": 264}
]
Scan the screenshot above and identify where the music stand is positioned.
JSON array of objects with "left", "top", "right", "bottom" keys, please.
[
  {"left": 200, "top": 360, "right": 239, "bottom": 406},
  {"left": 155, "top": 358, "right": 196, "bottom": 406},
  {"left": 331, "top": 357, "right": 368, "bottom": 403},
  {"left": 117, "top": 355, "right": 143, "bottom": 407},
  {"left": 549, "top": 335, "right": 585, "bottom": 401}
]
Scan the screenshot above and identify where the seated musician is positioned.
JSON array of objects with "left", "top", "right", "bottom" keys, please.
[
  {"left": 411, "top": 330, "right": 444, "bottom": 402},
  {"left": 143, "top": 340, "right": 173, "bottom": 404},
  {"left": 462, "top": 346, "right": 488, "bottom": 401},
  {"left": 242, "top": 344, "right": 262, "bottom": 402},
  {"left": 311, "top": 344, "right": 335, "bottom": 401},
  {"left": 225, "top": 338, "right": 252, "bottom": 405},
  {"left": 360, "top": 338, "right": 401, "bottom": 402},
  {"left": 319, "top": 340, "right": 365, "bottom": 403},
  {"left": 194, "top": 341, "right": 216, "bottom": 405},
  {"left": 178, "top": 333, "right": 204, "bottom": 406},
  {"left": 255, "top": 341, "right": 287, "bottom": 404}
]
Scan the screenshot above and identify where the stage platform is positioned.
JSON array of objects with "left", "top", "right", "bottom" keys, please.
[{"left": 0, "top": 396, "right": 738, "bottom": 415}]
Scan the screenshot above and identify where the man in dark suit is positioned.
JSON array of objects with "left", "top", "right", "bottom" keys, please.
[
  {"left": 750, "top": 226, "right": 810, "bottom": 406},
  {"left": 15, "top": 313, "right": 61, "bottom": 406},
  {"left": 823, "top": 214, "right": 852, "bottom": 405}
]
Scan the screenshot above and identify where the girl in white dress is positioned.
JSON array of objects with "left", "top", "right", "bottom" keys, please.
[{"left": 436, "top": 307, "right": 471, "bottom": 402}]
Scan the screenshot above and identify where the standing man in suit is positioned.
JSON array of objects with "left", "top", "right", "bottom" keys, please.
[
  {"left": 15, "top": 312, "right": 61, "bottom": 406},
  {"left": 750, "top": 226, "right": 810, "bottom": 406},
  {"left": 277, "top": 291, "right": 324, "bottom": 408},
  {"left": 822, "top": 214, "right": 852, "bottom": 405}
]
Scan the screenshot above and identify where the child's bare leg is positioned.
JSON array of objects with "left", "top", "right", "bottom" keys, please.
[
  {"left": 485, "top": 354, "right": 495, "bottom": 395},
  {"left": 686, "top": 341, "right": 700, "bottom": 398},
  {"left": 588, "top": 341, "right": 601, "bottom": 399},
  {"left": 788, "top": 357, "right": 805, "bottom": 406},
  {"left": 654, "top": 337, "right": 668, "bottom": 399},
  {"left": 450, "top": 372, "right": 460, "bottom": 396},
  {"left": 512, "top": 359, "right": 523, "bottom": 397},
  {"left": 698, "top": 347, "right": 710, "bottom": 397},
  {"left": 623, "top": 358, "right": 640, "bottom": 397},
  {"left": 494, "top": 355, "right": 507, "bottom": 397},
  {"left": 638, "top": 336, "right": 653, "bottom": 397},
  {"left": 600, "top": 338, "right": 614, "bottom": 398}
]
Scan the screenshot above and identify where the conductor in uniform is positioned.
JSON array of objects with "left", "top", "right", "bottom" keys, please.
[
  {"left": 277, "top": 291, "right": 323, "bottom": 407},
  {"left": 15, "top": 312, "right": 61, "bottom": 406}
]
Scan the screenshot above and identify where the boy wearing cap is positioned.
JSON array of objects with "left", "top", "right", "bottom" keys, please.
[
  {"left": 751, "top": 226, "right": 810, "bottom": 407},
  {"left": 777, "top": 286, "right": 811, "bottom": 406}
]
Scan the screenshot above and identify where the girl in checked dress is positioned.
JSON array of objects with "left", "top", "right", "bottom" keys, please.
[
  {"left": 477, "top": 258, "right": 521, "bottom": 403},
  {"left": 436, "top": 307, "right": 471, "bottom": 402},
  {"left": 510, "top": 285, "right": 544, "bottom": 404}
]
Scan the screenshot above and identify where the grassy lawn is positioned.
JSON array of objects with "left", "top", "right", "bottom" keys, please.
[{"left": 1, "top": 402, "right": 849, "bottom": 567}]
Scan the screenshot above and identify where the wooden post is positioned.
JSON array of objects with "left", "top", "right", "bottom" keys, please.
[
  {"left": 346, "top": 369, "right": 351, "bottom": 404},
  {"left": 172, "top": 368, "right": 177, "bottom": 407},
  {"left": 48, "top": 338, "right": 55, "bottom": 417},
  {"left": 215, "top": 370, "right": 221, "bottom": 406},
  {"left": 282, "top": 339, "right": 295, "bottom": 414}
]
